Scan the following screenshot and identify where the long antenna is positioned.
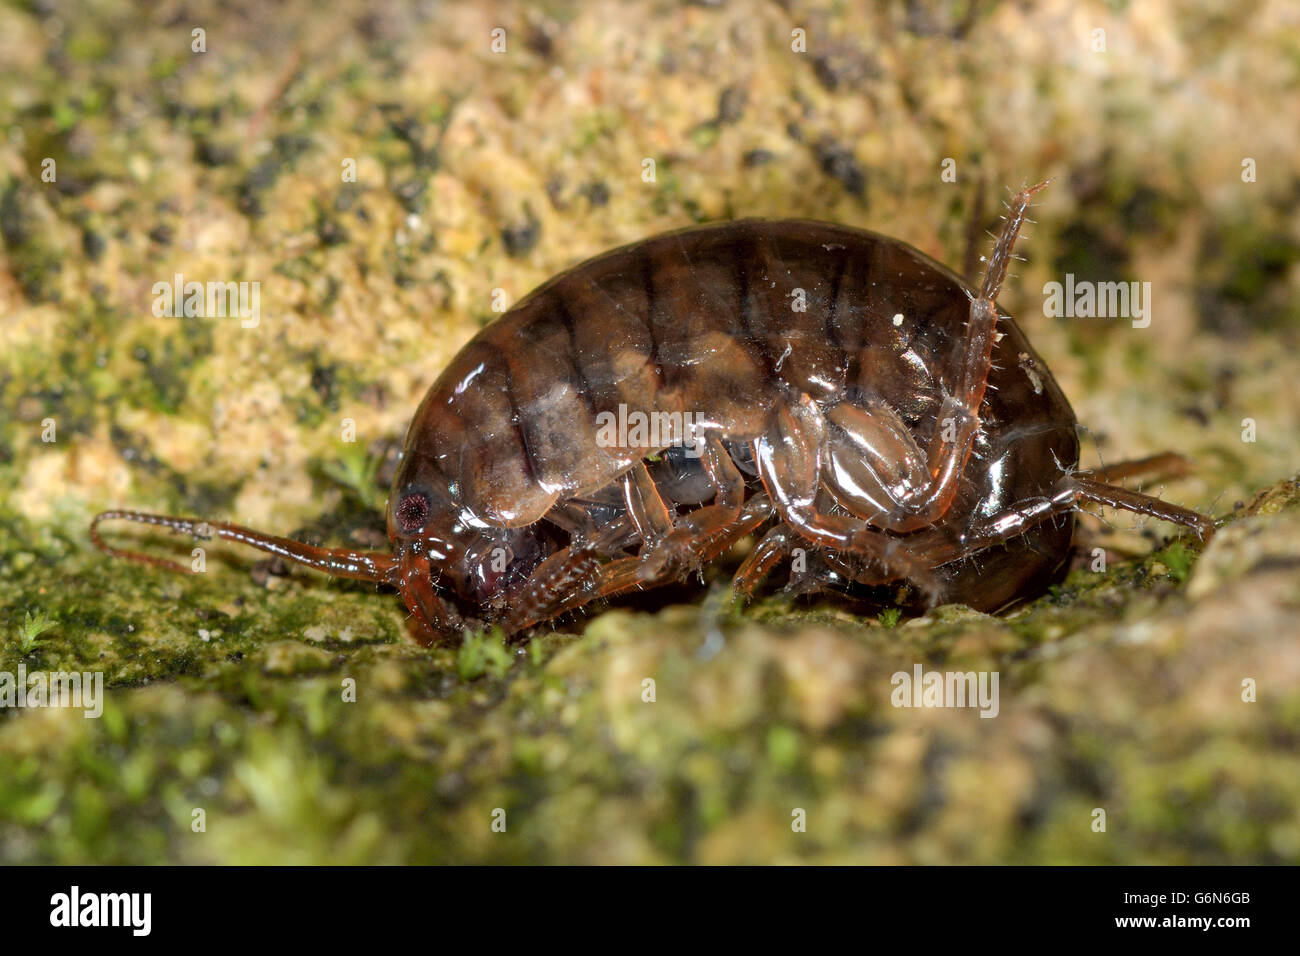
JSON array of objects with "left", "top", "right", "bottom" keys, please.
[{"left": 90, "top": 510, "right": 397, "bottom": 582}]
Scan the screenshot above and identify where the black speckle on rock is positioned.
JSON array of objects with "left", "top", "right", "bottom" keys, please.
[
  {"left": 581, "top": 180, "right": 610, "bottom": 207},
  {"left": 251, "top": 556, "right": 291, "bottom": 586},
  {"left": 813, "top": 138, "right": 866, "bottom": 197},
  {"left": 0, "top": 180, "right": 29, "bottom": 247},
  {"left": 743, "top": 149, "right": 775, "bottom": 168},
  {"left": 387, "top": 114, "right": 425, "bottom": 145},
  {"left": 811, "top": 45, "right": 880, "bottom": 93},
  {"left": 903, "top": 0, "right": 943, "bottom": 37},
  {"left": 237, "top": 134, "right": 316, "bottom": 217},
  {"left": 544, "top": 175, "right": 567, "bottom": 211},
  {"left": 382, "top": 106, "right": 442, "bottom": 172},
  {"left": 237, "top": 161, "right": 275, "bottom": 216},
  {"left": 525, "top": 20, "right": 559, "bottom": 58},
  {"left": 195, "top": 137, "right": 236, "bottom": 168},
  {"left": 501, "top": 205, "right": 541, "bottom": 257},
  {"left": 716, "top": 86, "right": 748, "bottom": 125},
  {"left": 81, "top": 229, "right": 107, "bottom": 261},
  {"left": 186, "top": 479, "right": 241, "bottom": 518},
  {"left": 272, "top": 133, "right": 314, "bottom": 166},
  {"left": 812, "top": 57, "right": 841, "bottom": 92},
  {"left": 148, "top": 224, "right": 173, "bottom": 245},
  {"left": 109, "top": 424, "right": 172, "bottom": 483},
  {"left": 310, "top": 361, "right": 339, "bottom": 409},
  {"left": 317, "top": 215, "right": 348, "bottom": 246},
  {"left": 393, "top": 178, "right": 426, "bottom": 213}
]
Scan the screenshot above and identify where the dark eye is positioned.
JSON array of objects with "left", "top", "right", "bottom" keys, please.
[{"left": 395, "top": 493, "right": 430, "bottom": 533}]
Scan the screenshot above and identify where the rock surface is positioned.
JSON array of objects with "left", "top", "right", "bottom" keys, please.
[{"left": 1, "top": 0, "right": 1297, "bottom": 863}]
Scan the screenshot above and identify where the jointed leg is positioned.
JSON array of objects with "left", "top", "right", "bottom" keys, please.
[
  {"left": 811, "top": 181, "right": 1051, "bottom": 534},
  {"left": 732, "top": 524, "right": 800, "bottom": 598},
  {"left": 498, "top": 500, "right": 648, "bottom": 633},
  {"left": 621, "top": 439, "right": 756, "bottom": 574},
  {"left": 622, "top": 460, "right": 675, "bottom": 545},
  {"left": 499, "top": 545, "right": 607, "bottom": 634},
  {"left": 1074, "top": 475, "right": 1214, "bottom": 541},
  {"left": 889, "top": 179, "right": 1050, "bottom": 531},
  {"left": 754, "top": 399, "right": 942, "bottom": 600},
  {"left": 502, "top": 452, "right": 772, "bottom": 632},
  {"left": 397, "top": 548, "right": 467, "bottom": 646},
  {"left": 590, "top": 494, "right": 773, "bottom": 605},
  {"left": 901, "top": 475, "right": 1214, "bottom": 570},
  {"left": 544, "top": 502, "right": 639, "bottom": 555},
  {"left": 738, "top": 451, "right": 1211, "bottom": 609},
  {"left": 685, "top": 493, "right": 773, "bottom": 566},
  {"left": 676, "top": 438, "right": 746, "bottom": 536},
  {"left": 500, "top": 493, "right": 770, "bottom": 630}
]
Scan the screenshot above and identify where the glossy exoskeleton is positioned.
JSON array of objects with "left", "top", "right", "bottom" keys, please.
[{"left": 93, "top": 183, "right": 1215, "bottom": 644}]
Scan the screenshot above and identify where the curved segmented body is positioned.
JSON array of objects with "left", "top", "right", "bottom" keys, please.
[{"left": 92, "top": 183, "right": 1216, "bottom": 644}]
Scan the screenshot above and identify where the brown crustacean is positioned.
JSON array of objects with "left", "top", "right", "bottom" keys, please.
[{"left": 92, "top": 182, "right": 1216, "bottom": 644}]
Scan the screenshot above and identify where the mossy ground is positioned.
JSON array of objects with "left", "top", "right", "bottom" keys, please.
[{"left": 1, "top": 0, "right": 1297, "bottom": 863}]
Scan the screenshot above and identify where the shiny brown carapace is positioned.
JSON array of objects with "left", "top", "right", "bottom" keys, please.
[{"left": 92, "top": 182, "right": 1215, "bottom": 644}]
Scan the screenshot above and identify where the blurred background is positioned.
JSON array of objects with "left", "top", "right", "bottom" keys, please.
[{"left": 0, "top": 0, "right": 1297, "bottom": 863}]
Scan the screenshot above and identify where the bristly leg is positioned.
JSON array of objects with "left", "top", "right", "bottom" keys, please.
[
  {"left": 980, "top": 179, "right": 1050, "bottom": 302},
  {"left": 896, "top": 474, "right": 1216, "bottom": 571},
  {"left": 882, "top": 179, "right": 1051, "bottom": 531},
  {"left": 1071, "top": 476, "right": 1215, "bottom": 542}
]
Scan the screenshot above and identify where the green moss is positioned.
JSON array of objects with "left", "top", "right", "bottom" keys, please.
[
  {"left": 318, "top": 445, "right": 387, "bottom": 514},
  {"left": 455, "top": 629, "right": 515, "bottom": 682},
  {"left": 1151, "top": 541, "right": 1193, "bottom": 583},
  {"left": 1, "top": 0, "right": 1297, "bottom": 865},
  {"left": 12, "top": 610, "right": 59, "bottom": 654}
]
